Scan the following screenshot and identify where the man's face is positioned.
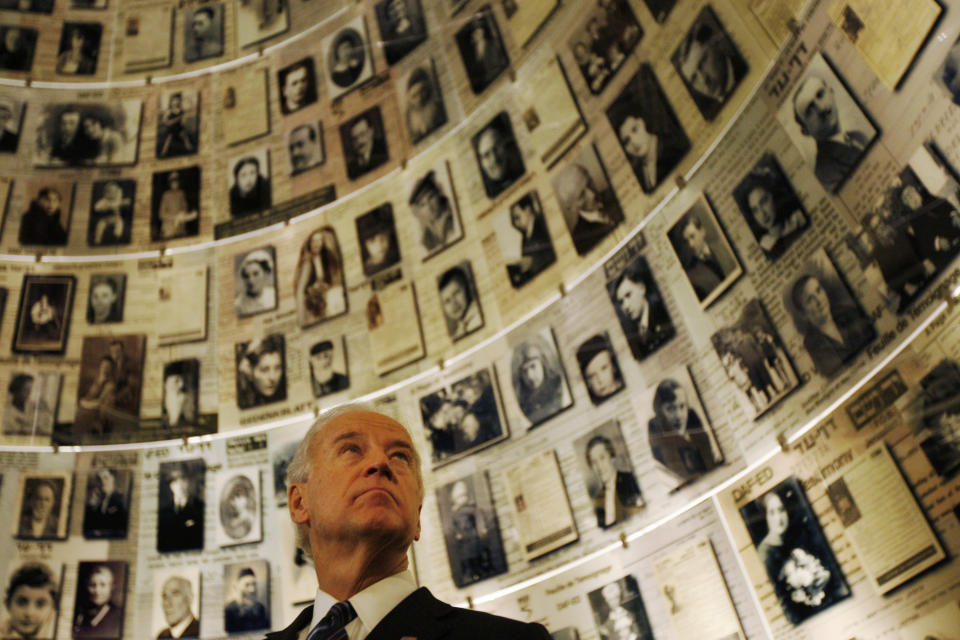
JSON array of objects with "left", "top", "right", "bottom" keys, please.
[
  {"left": 521, "top": 356, "right": 545, "bottom": 389},
  {"left": 60, "top": 112, "right": 80, "bottom": 140},
  {"left": 40, "top": 190, "right": 60, "bottom": 215},
  {"left": 585, "top": 350, "right": 618, "bottom": 397},
  {"left": 747, "top": 187, "right": 777, "bottom": 230},
  {"left": 477, "top": 129, "right": 507, "bottom": 181},
  {"left": 90, "top": 283, "right": 116, "bottom": 318},
  {"left": 104, "top": 182, "right": 122, "bottom": 201},
  {"left": 680, "top": 39, "right": 728, "bottom": 101},
  {"left": 658, "top": 389, "right": 688, "bottom": 431},
  {"left": 351, "top": 119, "right": 374, "bottom": 159},
  {"left": 510, "top": 202, "right": 533, "bottom": 233},
  {"left": 87, "top": 570, "right": 113, "bottom": 607},
  {"left": 364, "top": 232, "right": 390, "bottom": 266},
  {"left": 471, "top": 25, "right": 485, "bottom": 55},
  {"left": 191, "top": 12, "right": 211, "bottom": 38},
  {"left": 289, "top": 127, "right": 315, "bottom": 171},
  {"left": 311, "top": 349, "right": 332, "bottom": 371},
  {"left": 161, "top": 579, "right": 191, "bottom": 626},
  {"left": 798, "top": 277, "right": 831, "bottom": 326},
  {"left": 408, "top": 79, "right": 428, "bottom": 108},
  {"left": 4, "top": 29, "right": 20, "bottom": 52},
  {"left": 31, "top": 485, "right": 55, "bottom": 521},
  {"left": 164, "top": 374, "right": 184, "bottom": 402},
  {"left": 440, "top": 279, "right": 467, "bottom": 321},
  {"left": 284, "top": 67, "right": 308, "bottom": 108},
  {"left": 412, "top": 188, "right": 445, "bottom": 226},
  {"left": 450, "top": 481, "right": 468, "bottom": 510},
  {"left": 238, "top": 576, "right": 256, "bottom": 603},
  {"left": 588, "top": 443, "right": 617, "bottom": 484},
  {"left": 241, "top": 262, "right": 268, "bottom": 297},
  {"left": 252, "top": 353, "right": 283, "bottom": 398},
  {"left": 565, "top": 168, "right": 600, "bottom": 214},
  {"left": 291, "top": 411, "right": 422, "bottom": 551},
  {"left": 615, "top": 277, "right": 648, "bottom": 322},
  {"left": 682, "top": 220, "right": 709, "bottom": 260},
  {"left": 794, "top": 76, "right": 838, "bottom": 141},
  {"left": 169, "top": 475, "right": 189, "bottom": 503},
  {"left": 901, "top": 185, "right": 923, "bottom": 210},
  {"left": 336, "top": 41, "right": 353, "bottom": 65},
  {"left": 619, "top": 116, "right": 652, "bottom": 159},
  {"left": 236, "top": 162, "right": 258, "bottom": 195},
  {"left": 83, "top": 118, "right": 102, "bottom": 140}
]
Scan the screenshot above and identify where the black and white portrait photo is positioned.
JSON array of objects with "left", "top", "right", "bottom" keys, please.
[
  {"left": 2, "top": 371, "right": 59, "bottom": 437},
  {"left": 712, "top": 298, "right": 799, "bottom": 419},
  {"left": 12, "top": 274, "right": 75, "bottom": 355},
  {"left": 375, "top": 0, "right": 427, "bottom": 65},
  {"left": 73, "top": 561, "right": 126, "bottom": 640},
  {"left": 419, "top": 367, "right": 508, "bottom": 467},
  {"left": 234, "top": 246, "right": 277, "bottom": 317},
  {"left": 340, "top": 105, "right": 389, "bottom": 180},
  {"left": 156, "top": 89, "right": 199, "bottom": 158},
  {"left": 82, "top": 468, "right": 131, "bottom": 539},
  {"left": 642, "top": 366, "right": 723, "bottom": 486},
  {"left": 157, "top": 459, "right": 205, "bottom": 553},
  {"left": 672, "top": 6, "right": 748, "bottom": 121},
  {"left": 162, "top": 359, "right": 199, "bottom": 430},
  {"left": 576, "top": 333, "right": 624, "bottom": 404},
  {"left": 56, "top": 22, "right": 102, "bottom": 75},
  {"left": 19, "top": 180, "right": 74, "bottom": 246},
  {"left": 780, "top": 52, "right": 878, "bottom": 193},
  {"left": 667, "top": 196, "right": 742, "bottom": 307},
  {"left": 14, "top": 471, "right": 71, "bottom": 540},
  {"left": 34, "top": 101, "right": 142, "bottom": 167},
  {"left": 308, "top": 338, "right": 349, "bottom": 398},
  {"left": 223, "top": 560, "right": 270, "bottom": 633},
  {"left": 733, "top": 153, "right": 809, "bottom": 260},
  {"left": 568, "top": 0, "right": 642, "bottom": 95},
  {"left": 740, "top": 476, "right": 850, "bottom": 625},
  {"left": 587, "top": 576, "right": 653, "bottom": 640},
  {"left": 438, "top": 261, "right": 483, "bottom": 341},
  {"left": 784, "top": 249, "right": 876, "bottom": 379},
  {"left": 606, "top": 64, "right": 690, "bottom": 194},
  {"left": 235, "top": 334, "right": 287, "bottom": 409},
  {"left": 436, "top": 472, "right": 508, "bottom": 587},
  {"left": 0, "top": 26, "right": 38, "bottom": 72},
  {"left": 88, "top": 179, "right": 135, "bottom": 246},
  {"left": 408, "top": 164, "right": 462, "bottom": 259},
  {"left": 151, "top": 167, "right": 200, "bottom": 241},
  {"left": 229, "top": 150, "right": 272, "bottom": 218},
  {"left": 916, "top": 359, "right": 960, "bottom": 479},
  {"left": 86, "top": 273, "right": 125, "bottom": 324},
  {"left": 472, "top": 112, "right": 525, "bottom": 199},
  {"left": 323, "top": 19, "right": 373, "bottom": 100},
  {"left": 152, "top": 568, "right": 201, "bottom": 639},
  {"left": 552, "top": 144, "right": 623, "bottom": 256},
  {"left": 455, "top": 6, "right": 509, "bottom": 94},
  {"left": 357, "top": 203, "right": 401, "bottom": 276},
  {"left": 236, "top": 0, "right": 287, "bottom": 48},
  {"left": 402, "top": 60, "right": 448, "bottom": 144},
  {"left": 184, "top": 4, "right": 224, "bottom": 62},
  {"left": 294, "top": 226, "right": 346, "bottom": 326},
  {"left": 504, "top": 328, "right": 572, "bottom": 428},
  {"left": 0, "top": 96, "right": 24, "bottom": 152},
  {"left": 287, "top": 121, "right": 325, "bottom": 175},
  {"left": 74, "top": 335, "right": 146, "bottom": 439},
  {"left": 575, "top": 421, "right": 644, "bottom": 529},
  {"left": 278, "top": 57, "right": 318, "bottom": 115},
  {"left": 216, "top": 467, "right": 261, "bottom": 546},
  {"left": 1, "top": 561, "right": 61, "bottom": 640},
  {"left": 495, "top": 190, "right": 556, "bottom": 288},
  {"left": 605, "top": 254, "right": 674, "bottom": 361}
]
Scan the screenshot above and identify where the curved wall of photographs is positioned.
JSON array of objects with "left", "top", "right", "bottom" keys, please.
[{"left": 3, "top": 0, "right": 960, "bottom": 638}]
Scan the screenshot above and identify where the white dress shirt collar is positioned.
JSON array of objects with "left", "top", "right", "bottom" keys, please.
[{"left": 309, "top": 570, "right": 417, "bottom": 640}]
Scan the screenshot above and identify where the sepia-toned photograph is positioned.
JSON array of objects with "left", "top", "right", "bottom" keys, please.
[
  {"left": 287, "top": 121, "right": 325, "bottom": 176},
  {"left": 86, "top": 273, "right": 125, "bottom": 324},
  {"left": 552, "top": 144, "right": 623, "bottom": 256},
  {"left": 234, "top": 246, "right": 277, "bottom": 317},
  {"left": 455, "top": 6, "right": 509, "bottom": 94},
  {"left": 2, "top": 371, "right": 60, "bottom": 437},
  {"left": 733, "top": 153, "right": 809, "bottom": 260},
  {"left": 323, "top": 18, "right": 373, "bottom": 100},
  {"left": 221, "top": 67, "right": 270, "bottom": 146},
  {"left": 223, "top": 560, "right": 270, "bottom": 633},
  {"left": 740, "top": 476, "right": 850, "bottom": 625},
  {"left": 0, "top": 26, "right": 38, "bottom": 72},
  {"left": 12, "top": 274, "right": 75, "bottom": 355},
  {"left": 82, "top": 467, "right": 131, "bottom": 539},
  {"left": 437, "top": 261, "right": 483, "bottom": 341},
  {"left": 34, "top": 101, "right": 142, "bottom": 167},
  {"left": 515, "top": 55, "right": 586, "bottom": 169},
  {"left": 574, "top": 420, "right": 644, "bottom": 529},
  {"left": 367, "top": 272, "right": 426, "bottom": 376},
  {"left": 0, "top": 96, "right": 24, "bottom": 152},
  {"left": 472, "top": 111, "right": 525, "bottom": 200},
  {"left": 784, "top": 249, "right": 876, "bottom": 379},
  {"left": 278, "top": 57, "right": 318, "bottom": 115},
  {"left": 576, "top": 332, "right": 624, "bottom": 405},
  {"left": 567, "top": 0, "right": 642, "bottom": 95},
  {"left": 235, "top": 334, "right": 287, "bottom": 409},
  {"left": 436, "top": 472, "right": 508, "bottom": 587},
  {"left": 162, "top": 359, "right": 199, "bottom": 430},
  {"left": 14, "top": 471, "right": 71, "bottom": 540},
  {"left": 88, "top": 179, "right": 135, "bottom": 246},
  {"left": 229, "top": 149, "right": 272, "bottom": 218},
  {"left": 605, "top": 254, "right": 674, "bottom": 361},
  {"left": 375, "top": 0, "right": 427, "bottom": 65},
  {"left": 56, "top": 22, "right": 102, "bottom": 75},
  {"left": 184, "top": 4, "right": 224, "bottom": 62},
  {"left": 295, "top": 226, "right": 346, "bottom": 326},
  {"left": 152, "top": 567, "right": 200, "bottom": 638},
  {"left": 236, "top": 0, "right": 288, "bottom": 48},
  {"left": 120, "top": 5, "right": 174, "bottom": 73},
  {"left": 74, "top": 335, "right": 146, "bottom": 438},
  {"left": 667, "top": 195, "right": 742, "bottom": 307},
  {"left": 607, "top": 64, "right": 690, "bottom": 194},
  {"left": 73, "top": 561, "right": 126, "bottom": 640},
  {"left": 408, "top": 163, "right": 462, "bottom": 260},
  {"left": 216, "top": 467, "right": 262, "bottom": 547},
  {"left": 340, "top": 105, "right": 389, "bottom": 180},
  {"left": 157, "top": 89, "right": 199, "bottom": 158},
  {"left": 19, "top": 180, "right": 74, "bottom": 246},
  {"left": 307, "top": 337, "right": 349, "bottom": 398},
  {"left": 156, "top": 266, "right": 208, "bottom": 346},
  {"left": 1, "top": 561, "right": 61, "bottom": 640},
  {"left": 587, "top": 575, "right": 653, "bottom": 640},
  {"left": 495, "top": 190, "right": 556, "bottom": 288},
  {"left": 357, "top": 203, "right": 401, "bottom": 276},
  {"left": 915, "top": 359, "right": 960, "bottom": 480},
  {"left": 157, "top": 459, "right": 205, "bottom": 553},
  {"left": 419, "top": 367, "right": 508, "bottom": 467},
  {"left": 151, "top": 167, "right": 200, "bottom": 241},
  {"left": 712, "top": 299, "right": 799, "bottom": 419},
  {"left": 401, "top": 60, "right": 448, "bottom": 145},
  {"left": 503, "top": 327, "right": 571, "bottom": 429}
]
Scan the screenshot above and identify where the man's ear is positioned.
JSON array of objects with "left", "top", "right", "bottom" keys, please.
[{"left": 288, "top": 483, "right": 309, "bottom": 525}]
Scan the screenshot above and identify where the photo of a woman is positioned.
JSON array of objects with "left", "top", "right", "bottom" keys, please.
[
  {"left": 235, "top": 335, "right": 286, "bottom": 409},
  {"left": 294, "top": 226, "right": 346, "bottom": 327},
  {"left": 218, "top": 471, "right": 260, "bottom": 545},
  {"left": 1, "top": 562, "right": 60, "bottom": 640},
  {"left": 733, "top": 154, "right": 809, "bottom": 259}
]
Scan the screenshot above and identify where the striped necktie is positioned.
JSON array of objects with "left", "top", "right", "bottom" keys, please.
[{"left": 306, "top": 601, "right": 357, "bottom": 640}]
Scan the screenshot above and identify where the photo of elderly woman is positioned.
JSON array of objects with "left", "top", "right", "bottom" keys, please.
[
  {"left": 72, "top": 561, "right": 125, "bottom": 639},
  {"left": 733, "top": 153, "right": 809, "bottom": 260},
  {"left": 505, "top": 328, "right": 572, "bottom": 428},
  {"left": 1, "top": 562, "right": 61, "bottom": 640},
  {"left": 235, "top": 334, "right": 287, "bottom": 409},
  {"left": 574, "top": 421, "right": 644, "bottom": 529},
  {"left": 228, "top": 151, "right": 272, "bottom": 218},
  {"left": 294, "top": 226, "right": 346, "bottom": 327},
  {"left": 740, "top": 476, "right": 850, "bottom": 625},
  {"left": 216, "top": 467, "right": 261, "bottom": 546}
]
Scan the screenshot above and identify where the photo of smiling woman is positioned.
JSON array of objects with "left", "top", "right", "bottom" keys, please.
[
  {"left": 1, "top": 562, "right": 60, "bottom": 640},
  {"left": 235, "top": 334, "right": 286, "bottom": 409}
]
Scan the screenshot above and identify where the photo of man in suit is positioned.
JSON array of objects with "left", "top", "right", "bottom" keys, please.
[
  {"left": 578, "top": 427, "right": 644, "bottom": 529},
  {"left": 279, "top": 406, "right": 551, "bottom": 639},
  {"left": 308, "top": 340, "right": 349, "bottom": 398},
  {"left": 553, "top": 147, "right": 623, "bottom": 256},
  {"left": 17, "top": 477, "right": 63, "bottom": 539},
  {"left": 647, "top": 377, "right": 723, "bottom": 483},
  {"left": 157, "top": 460, "right": 205, "bottom": 553},
  {"left": 156, "top": 575, "right": 199, "bottom": 639},
  {"left": 607, "top": 255, "right": 674, "bottom": 361},
  {"left": 340, "top": 107, "right": 389, "bottom": 180},
  {"left": 472, "top": 112, "right": 525, "bottom": 199}
]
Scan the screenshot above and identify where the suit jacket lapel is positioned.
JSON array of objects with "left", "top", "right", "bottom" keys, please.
[
  {"left": 267, "top": 604, "right": 313, "bottom": 640},
  {"left": 365, "top": 587, "right": 453, "bottom": 640}
]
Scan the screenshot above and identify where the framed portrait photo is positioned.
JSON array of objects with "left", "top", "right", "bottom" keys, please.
[
  {"left": 499, "top": 327, "right": 571, "bottom": 429},
  {"left": 72, "top": 561, "right": 126, "bottom": 640},
  {"left": 156, "top": 89, "right": 199, "bottom": 159},
  {"left": 567, "top": 0, "right": 642, "bottom": 95},
  {"left": 12, "top": 274, "right": 75, "bottom": 354},
  {"left": 455, "top": 6, "right": 510, "bottom": 95},
  {"left": 215, "top": 467, "right": 262, "bottom": 547},
  {"left": 150, "top": 166, "right": 200, "bottom": 241},
  {"left": 1, "top": 561, "right": 62, "bottom": 640},
  {"left": 18, "top": 180, "right": 74, "bottom": 247},
  {"left": 2, "top": 370, "right": 61, "bottom": 438},
  {"left": 86, "top": 273, "right": 125, "bottom": 324},
  {"left": 82, "top": 468, "right": 132, "bottom": 539},
  {"left": 437, "top": 261, "right": 483, "bottom": 342},
  {"left": 235, "top": 334, "right": 287, "bottom": 409},
  {"left": 494, "top": 190, "right": 556, "bottom": 288},
  {"left": 436, "top": 471, "right": 508, "bottom": 587},
  {"left": 286, "top": 121, "right": 325, "bottom": 176},
  {"left": 375, "top": 0, "right": 427, "bottom": 65},
  {"left": 74, "top": 335, "right": 146, "bottom": 439},
  {"left": 88, "top": 179, "right": 135, "bottom": 247},
  {"left": 605, "top": 254, "right": 674, "bottom": 361},
  {"left": 733, "top": 153, "right": 809, "bottom": 260},
  {"left": 33, "top": 101, "right": 142, "bottom": 168},
  {"left": 407, "top": 161, "right": 462, "bottom": 260},
  {"left": 184, "top": 4, "right": 224, "bottom": 63},
  {"left": 666, "top": 195, "right": 741, "bottom": 308},
  {"left": 223, "top": 560, "right": 270, "bottom": 633},
  {"left": 236, "top": 0, "right": 288, "bottom": 48},
  {"left": 576, "top": 332, "right": 624, "bottom": 405},
  {"left": 157, "top": 459, "right": 206, "bottom": 553},
  {"left": 322, "top": 17, "right": 374, "bottom": 101},
  {"left": 573, "top": 420, "right": 644, "bottom": 529},
  {"left": 14, "top": 470, "right": 72, "bottom": 540}
]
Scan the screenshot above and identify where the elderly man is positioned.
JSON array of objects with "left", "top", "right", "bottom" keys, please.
[
  {"left": 278, "top": 407, "right": 551, "bottom": 640},
  {"left": 158, "top": 576, "right": 199, "bottom": 639},
  {"left": 473, "top": 114, "right": 524, "bottom": 198},
  {"left": 555, "top": 163, "right": 622, "bottom": 256},
  {"left": 225, "top": 567, "right": 269, "bottom": 633},
  {"left": 288, "top": 124, "right": 323, "bottom": 175},
  {"left": 342, "top": 109, "right": 388, "bottom": 180},
  {"left": 74, "top": 564, "right": 123, "bottom": 638}
]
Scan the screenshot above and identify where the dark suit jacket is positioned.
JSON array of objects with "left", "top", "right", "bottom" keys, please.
[
  {"left": 157, "top": 616, "right": 199, "bottom": 639},
  {"left": 157, "top": 498, "right": 205, "bottom": 552},
  {"left": 266, "top": 587, "right": 551, "bottom": 640}
]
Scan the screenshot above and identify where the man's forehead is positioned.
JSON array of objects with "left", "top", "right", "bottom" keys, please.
[{"left": 319, "top": 410, "right": 411, "bottom": 443}]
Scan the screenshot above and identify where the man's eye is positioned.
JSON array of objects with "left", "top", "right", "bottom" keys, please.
[{"left": 392, "top": 451, "right": 410, "bottom": 462}]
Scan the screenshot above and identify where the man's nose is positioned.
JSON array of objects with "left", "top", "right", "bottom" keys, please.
[{"left": 364, "top": 451, "right": 395, "bottom": 480}]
